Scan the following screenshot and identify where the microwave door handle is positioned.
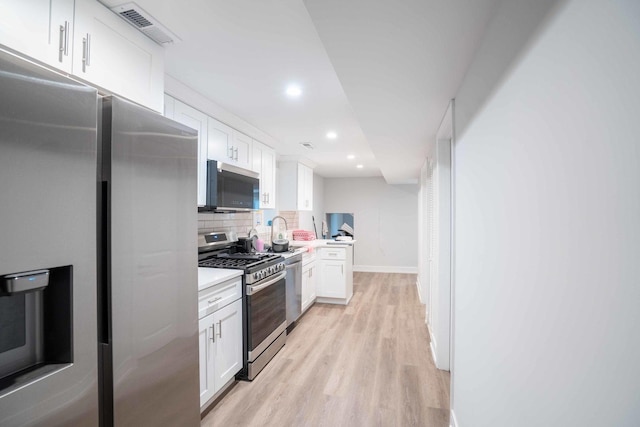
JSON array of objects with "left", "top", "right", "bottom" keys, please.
[{"left": 246, "top": 271, "right": 286, "bottom": 295}]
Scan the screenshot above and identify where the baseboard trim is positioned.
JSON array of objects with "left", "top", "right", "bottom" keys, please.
[
  {"left": 353, "top": 265, "right": 418, "bottom": 274},
  {"left": 450, "top": 409, "right": 458, "bottom": 427}
]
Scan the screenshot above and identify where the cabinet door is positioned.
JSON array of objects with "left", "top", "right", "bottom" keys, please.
[
  {"left": 232, "top": 131, "right": 252, "bottom": 170},
  {"left": 198, "top": 315, "right": 216, "bottom": 407},
  {"left": 301, "top": 265, "right": 310, "bottom": 312},
  {"left": 305, "top": 166, "right": 314, "bottom": 210},
  {"left": 262, "top": 147, "right": 276, "bottom": 208},
  {"left": 308, "top": 264, "right": 317, "bottom": 302},
  {"left": 174, "top": 101, "right": 208, "bottom": 206},
  {"left": 73, "top": 0, "right": 164, "bottom": 112},
  {"left": 297, "top": 164, "right": 313, "bottom": 211},
  {"left": 251, "top": 141, "right": 263, "bottom": 174},
  {"left": 213, "top": 299, "right": 243, "bottom": 389},
  {"left": 317, "top": 260, "right": 345, "bottom": 298},
  {"left": 208, "top": 117, "right": 233, "bottom": 163},
  {"left": 0, "top": 0, "right": 74, "bottom": 72},
  {"left": 302, "top": 263, "right": 317, "bottom": 312},
  {"left": 297, "top": 165, "right": 306, "bottom": 210},
  {"left": 253, "top": 141, "right": 276, "bottom": 209}
]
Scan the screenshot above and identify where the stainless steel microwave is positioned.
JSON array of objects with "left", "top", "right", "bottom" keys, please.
[{"left": 200, "top": 160, "right": 259, "bottom": 212}]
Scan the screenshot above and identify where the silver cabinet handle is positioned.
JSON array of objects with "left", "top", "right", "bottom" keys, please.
[
  {"left": 58, "top": 22, "right": 70, "bottom": 62},
  {"left": 64, "top": 21, "right": 69, "bottom": 57},
  {"left": 341, "top": 265, "right": 344, "bottom": 275},
  {"left": 82, "top": 33, "right": 91, "bottom": 72},
  {"left": 228, "top": 146, "right": 234, "bottom": 159},
  {"left": 209, "top": 325, "right": 215, "bottom": 343},
  {"left": 234, "top": 147, "right": 239, "bottom": 161},
  {"left": 58, "top": 24, "right": 65, "bottom": 62},
  {"left": 208, "top": 296, "right": 222, "bottom": 305},
  {"left": 217, "top": 320, "right": 222, "bottom": 338}
]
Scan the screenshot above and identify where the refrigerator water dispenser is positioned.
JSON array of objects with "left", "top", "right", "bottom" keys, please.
[{"left": 0, "top": 266, "right": 73, "bottom": 395}]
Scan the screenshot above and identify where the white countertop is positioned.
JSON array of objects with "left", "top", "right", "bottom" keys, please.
[
  {"left": 277, "top": 247, "right": 308, "bottom": 259},
  {"left": 197, "top": 267, "right": 243, "bottom": 291},
  {"left": 289, "top": 239, "right": 357, "bottom": 249}
]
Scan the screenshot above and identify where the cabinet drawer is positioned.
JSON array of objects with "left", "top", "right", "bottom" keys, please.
[
  {"left": 198, "top": 276, "right": 242, "bottom": 319},
  {"left": 319, "top": 247, "right": 345, "bottom": 260}
]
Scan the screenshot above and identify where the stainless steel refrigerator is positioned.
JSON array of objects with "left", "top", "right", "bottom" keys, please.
[{"left": 0, "top": 48, "right": 200, "bottom": 426}]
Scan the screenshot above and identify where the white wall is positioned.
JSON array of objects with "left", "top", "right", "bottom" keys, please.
[
  {"left": 323, "top": 177, "right": 418, "bottom": 272},
  {"left": 452, "top": 1, "right": 640, "bottom": 426}
]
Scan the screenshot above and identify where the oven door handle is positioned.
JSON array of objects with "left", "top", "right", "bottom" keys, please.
[{"left": 246, "top": 271, "right": 286, "bottom": 295}]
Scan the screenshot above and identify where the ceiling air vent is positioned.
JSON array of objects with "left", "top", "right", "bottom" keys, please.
[
  {"left": 300, "top": 142, "right": 314, "bottom": 150},
  {"left": 110, "top": 2, "right": 180, "bottom": 45}
]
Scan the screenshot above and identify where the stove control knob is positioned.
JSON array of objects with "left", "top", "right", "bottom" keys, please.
[{"left": 253, "top": 272, "right": 259, "bottom": 281}]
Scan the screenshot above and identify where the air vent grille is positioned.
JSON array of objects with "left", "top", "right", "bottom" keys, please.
[
  {"left": 300, "top": 142, "right": 314, "bottom": 150},
  {"left": 119, "top": 9, "right": 152, "bottom": 28},
  {"left": 110, "top": 2, "right": 180, "bottom": 45}
]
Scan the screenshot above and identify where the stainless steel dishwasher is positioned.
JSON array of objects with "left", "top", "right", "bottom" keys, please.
[{"left": 284, "top": 252, "right": 303, "bottom": 331}]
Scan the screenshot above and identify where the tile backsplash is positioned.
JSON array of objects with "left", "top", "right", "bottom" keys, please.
[
  {"left": 198, "top": 211, "right": 272, "bottom": 243},
  {"left": 198, "top": 210, "right": 304, "bottom": 246},
  {"left": 277, "top": 211, "right": 299, "bottom": 229},
  {"left": 198, "top": 212, "right": 253, "bottom": 234}
]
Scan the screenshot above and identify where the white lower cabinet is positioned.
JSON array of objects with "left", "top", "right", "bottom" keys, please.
[
  {"left": 316, "top": 246, "right": 353, "bottom": 304},
  {"left": 301, "top": 258, "right": 316, "bottom": 313},
  {"left": 198, "top": 279, "right": 243, "bottom": 410}
]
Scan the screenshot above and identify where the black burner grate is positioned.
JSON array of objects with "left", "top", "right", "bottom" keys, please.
[{"left": 198, "top": 253, "right": 282, "bottom": 270}]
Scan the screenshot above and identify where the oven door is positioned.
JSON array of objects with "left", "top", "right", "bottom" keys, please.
[{"left": 245, "top": 271, "right": 286, "bottom": 361}]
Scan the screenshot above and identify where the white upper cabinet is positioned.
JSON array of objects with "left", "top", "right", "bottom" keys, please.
[
  {"left": 207, "top": 117, "right": 234, "bottom": 163},
  {"left": 0, "top": 0, "right": 164, "bottom": 112},
  {"left": 73, "top": 0, "right": 164, "bottom": 112},
  {"left": 207, "top": 119, "right": 252, "bottom": 170},
  {"left": 0, "top": 0, "right": 75, "bottom": 72},
  {"left": 172, "top": 99, "right": 209, "bottom": 206},
  {"left": 231, "top": 131, "right": 252, "bottom": 170},
  {"left": 278, "top": 161, "right": 314, "bottom": 211},
  {"left": 252, "top": 140, "right": 276, "bottom": 209},
  {"left": 297, "top": 163, "right": 313, "bottom": 211}
]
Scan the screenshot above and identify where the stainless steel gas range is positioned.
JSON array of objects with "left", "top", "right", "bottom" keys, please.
[{"left": 198, "top": 232, "right": 286, "bottom": 380}]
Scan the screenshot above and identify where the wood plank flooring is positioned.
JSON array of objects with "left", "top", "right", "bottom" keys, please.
[{"left": 201, "top": 272, "right": 450, "bottom": 427}]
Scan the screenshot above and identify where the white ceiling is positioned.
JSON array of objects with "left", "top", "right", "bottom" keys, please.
[{"left": 100, "top": 0, "right": 499, "bottom": 183}]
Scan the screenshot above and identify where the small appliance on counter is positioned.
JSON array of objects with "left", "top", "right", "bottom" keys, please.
[{"left": 270, "top": 216, "right": 290, "bottom": 253}]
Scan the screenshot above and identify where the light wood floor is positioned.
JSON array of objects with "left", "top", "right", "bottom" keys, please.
[{"left": 202, "top": 272, "right": 450, "bottom": 427}]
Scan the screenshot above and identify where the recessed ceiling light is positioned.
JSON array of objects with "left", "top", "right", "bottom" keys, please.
[
  {"left": 326, "top": 131, "right": 337, "bottom": 140},
  {"left": 356, "top": 164, "right": 364, "bottom": 169},
  {"left": 347, "top": 154, "right": 355, "bottom": 160},
  {"left": 286, "top": 84, "right": 302, "bottom": 97}
]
